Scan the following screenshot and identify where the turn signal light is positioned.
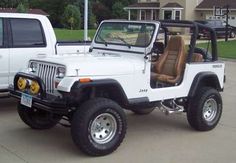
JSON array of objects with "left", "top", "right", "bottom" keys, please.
[
  {"left": 17, "top": 77, "right": 27, "bottom": 91},
  {"left": 79, "top": 78, "right": 92, "bottom": 83},
  {"left": 30, "top": 81, "right": 40, "bottom": 95}
]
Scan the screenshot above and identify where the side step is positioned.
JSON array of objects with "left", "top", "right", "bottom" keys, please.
[{"left": 159, "top": 100, "right": 185, "bottom": 115}]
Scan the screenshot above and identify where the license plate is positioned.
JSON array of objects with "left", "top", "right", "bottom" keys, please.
[{"left": 21, "top": 93, "right": 32, "bottom": 108}]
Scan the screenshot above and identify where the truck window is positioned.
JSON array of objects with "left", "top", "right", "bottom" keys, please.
[
  {"left": 0, "top": 18, "right": 3, "bottom": 47},
  {"left": 10, "top": 18, "right": 46, "bottom": 47}
]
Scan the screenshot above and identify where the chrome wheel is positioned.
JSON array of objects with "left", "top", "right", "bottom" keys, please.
[
  {"left": 203, "top": 98, "right": 217, "bottom": 122},
  {"left": 90, "top": 113, "right": 117, "bottom": 144}
]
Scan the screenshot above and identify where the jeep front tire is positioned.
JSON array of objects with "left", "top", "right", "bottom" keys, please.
[
  {"left": 187, "top": 87, "right": 222, "bottom": 131},
  {"left": 71, "top": 98, "right": 127, "bottom": 156}
]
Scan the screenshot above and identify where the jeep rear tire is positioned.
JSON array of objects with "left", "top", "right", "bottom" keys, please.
[
  {"left": 17, "top": 103, "right": 61, "bottom": 129},
  {"left": 187, "top": 87, "right": 222, "bottom": 131},
  {"left": 71, "top": 98, "right": 127, "bottom": 156},
  {"left": 130, "top": 107, "right": 155, "bottom": 115}
]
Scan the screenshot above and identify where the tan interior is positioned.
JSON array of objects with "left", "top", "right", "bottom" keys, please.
[{"left": 152, "top": 36, "right": 187, "bottom": 84}]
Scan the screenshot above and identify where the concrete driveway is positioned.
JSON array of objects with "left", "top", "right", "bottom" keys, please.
[{"left": 0, "top": 61, "right": 236, "bottom": 163}]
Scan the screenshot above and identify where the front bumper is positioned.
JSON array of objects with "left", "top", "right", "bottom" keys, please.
[{"left": 9, "top": 72, "right": 68, "bottom": 115}]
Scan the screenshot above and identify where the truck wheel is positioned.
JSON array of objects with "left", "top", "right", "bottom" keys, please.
[
  {"left": 71, "top": 98, "right": 127, "bottom": 156},
  {"left": 17, "top": 103, "right": 61, "bottom": 129},
  {"left": 187, "top": 87, "right": 222, "bottom": 131},
  {"left": 130, "top": 107, "right": 155, "bottom": 115}
]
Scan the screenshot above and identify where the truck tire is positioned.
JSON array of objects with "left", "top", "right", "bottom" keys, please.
[
  {"left": 187, "top": 87, "right": 222, "bottom": 131},
  {"left": 71, "top": 98, "right": 127, "bottom": 156},
  {"left": 130, "top": 107, "right": 155, "bottom": 115},
  {"left": 17, "top": 103, "right": 61, "bottom": 129}
]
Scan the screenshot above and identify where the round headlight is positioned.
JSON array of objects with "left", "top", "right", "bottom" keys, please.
[
  {"left": 30, "top": 81, "right": 40, "bottom": 95},
  {"left": 56, "top": 67, "right": 66, "bottom": 78},
  {"left": 17, "top": 77, "right": 27, "bottom": 91},
  {"left": 29, "top": 62, "right": 38, "bottom": 73}
]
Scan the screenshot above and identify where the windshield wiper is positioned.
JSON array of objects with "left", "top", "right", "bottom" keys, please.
[{"left": 117, "top": 36, "right": 131, "bottom": 49}]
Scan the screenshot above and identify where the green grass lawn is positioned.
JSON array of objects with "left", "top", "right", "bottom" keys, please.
[
  {"left": 197, "top": 40, "right": 236, "bottom": 59},
  {"left": 54, "top": 28, "right": 96, "bottom": 41}
]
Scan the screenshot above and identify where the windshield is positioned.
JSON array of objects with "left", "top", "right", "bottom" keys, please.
[{"left": 95, "top": 22, "right": 155, "bottom": 48}]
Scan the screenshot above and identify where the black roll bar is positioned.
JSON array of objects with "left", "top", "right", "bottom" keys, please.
[{"left": 159, "top": 20, "right": 218, "bottom": 62}]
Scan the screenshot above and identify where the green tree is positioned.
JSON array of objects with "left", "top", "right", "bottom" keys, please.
[
  {"left": 16, "top": 3, "right": 27, "bottom": 13},
  {"left": 21, "top": 0, "right": 29, "bottom": 9},
  {"left": 89, "top": 13, "right": 97, "bottom": 29},
  {"left": 0, "top": 0, "right": 136, "bottom": 28},
  {"left": 112, "top": 2, "right": 126, "bottom": 19},
  {"left": 62, "top": 4, "right": 81, "bottom": 30},
  {"left": 92, "top": 2, "right": 111, "bottom": 23},
  {"left": 93, "top": 0, "right": 136, "bottom": 22},
  {"left": 0, "top": 0, "right": 17, "bottom": 8},
  {"left": 73, "top": 0, "right": 97, "bottom": 29},
  {"left": 28, "top": 0, "right": 72, "bottom": 27}
]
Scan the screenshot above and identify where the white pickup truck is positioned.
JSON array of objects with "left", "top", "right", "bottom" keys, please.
[{"left": 0, "top": 13, "right": 90, "bottom": 93}]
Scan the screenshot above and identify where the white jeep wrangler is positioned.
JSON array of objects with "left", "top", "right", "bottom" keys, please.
[{"left": 10, "top": 20, "right": 225, "bottom": 156}]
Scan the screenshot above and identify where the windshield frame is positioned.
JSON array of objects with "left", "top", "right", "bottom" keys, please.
[{"left": 94, "top": 21, "right": 156, "bottom": 48}]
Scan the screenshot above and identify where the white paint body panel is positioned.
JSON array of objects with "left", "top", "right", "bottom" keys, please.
[
  {"left": 0, "top": 48, "right": 10, "bottom": 89},
  {"left": 56, "top": 53, "right": 225, "bottom": 101},
  {"left": 56, "top": 44, "right": 90, "bottom": 55}
]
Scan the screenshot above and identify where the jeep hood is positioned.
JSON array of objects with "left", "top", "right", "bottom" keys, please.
[{"left": 33, "top": 54, "right": 144, "bottom": 76}]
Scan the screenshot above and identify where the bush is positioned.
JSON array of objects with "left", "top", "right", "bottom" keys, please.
[
  {"left": 61, "top": 4, "right": 81, "bottom": 30},
  {"left": 16, "top": 3, "right": 28, "bottom": 13}
]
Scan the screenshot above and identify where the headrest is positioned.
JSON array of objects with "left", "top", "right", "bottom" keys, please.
[{"left": 167, "top": 36, "right": 185, "bottom": 51}]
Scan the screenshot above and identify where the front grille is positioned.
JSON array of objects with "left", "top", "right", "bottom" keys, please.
[{"left": 36, "top": 63, "right": 57, "bottom": 93}]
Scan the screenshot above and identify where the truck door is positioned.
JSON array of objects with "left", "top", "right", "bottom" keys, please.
[
  {"left": 0, "top": 18, "right": 9, "bottom": 90},
  {"left": 8, "top": 18, "right": 48, "bottom": 85}
]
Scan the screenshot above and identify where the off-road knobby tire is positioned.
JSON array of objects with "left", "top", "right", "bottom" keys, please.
[
  {"left": 17, "top": 103, "right": 61, "bottom": 129},
  {"left": 130, "top": 107, "right": 155, "bottom": 115},
  {"left": 71, "top": 98, "right": 127, "bottom": 156},
  {"left": 187, "top": 87, "right": 222, "bottom": 131}
]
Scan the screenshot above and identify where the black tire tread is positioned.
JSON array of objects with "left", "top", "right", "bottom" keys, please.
[
  {"left": 17, "top": 103, "right": 60, "bottom": 130},
  {"left": 187, "top": 87, "right": 222, "bottom": 131},
  {"left": 71, "top": 98, "right": 127, "bottom": 156}
]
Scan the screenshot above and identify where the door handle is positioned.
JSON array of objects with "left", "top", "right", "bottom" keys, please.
[{"left": 0, "top": 55, "right": 2, "bottom": 59}]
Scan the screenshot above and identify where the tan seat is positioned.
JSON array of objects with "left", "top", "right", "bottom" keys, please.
[
  {"left": 192, "top": 53, "right": 203, "bottom": 62},
  {"left": 152, "top": 36, "right": 186, "bottom": 84},
  {"left": 135, "top": 32, "right": 150, "bottom": 46}
]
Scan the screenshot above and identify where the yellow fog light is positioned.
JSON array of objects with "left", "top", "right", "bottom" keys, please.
[
  {"left": 30, "top": 81, "right": 40, "bottom": 95},
  {"left": 17, "top": 77, "right": 27, "bottom": 91}
]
